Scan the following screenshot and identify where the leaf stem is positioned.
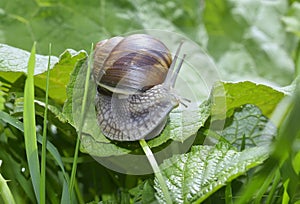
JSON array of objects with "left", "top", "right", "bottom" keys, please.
[{"left": 139, "top": 139, "right": 172, "bottom": 204}]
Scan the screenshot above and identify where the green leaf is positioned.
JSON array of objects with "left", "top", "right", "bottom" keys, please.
[
  {"left": 23, "top": 43, "right": 40, "bottom": 202},
  {"left": 0, "top": 81, "right": 7, "bottom": 111},
  {"left": 63, "top": 57, "right": 132, "bottom": 157},
  {"left": 34, "top": 49, "right": 87, "bottom": 104},
  {"left": 69, "top": 44, "right": 93, "bottom": 200},
  {"left": 292, "top": 151, "right": 300, "bottom": 174},
  {"left": 211, "top": 81, "right": 285, "bottom": 119},
  {"left": 0, "top": 43, "right": 86, "bottom": 104},
  {"left": 215, "top": 104, "right": 277, "bottom": 150},
  {"left": 155, "top": 144, "right": 268, "bottom": 204},
  {"left": 235, "top": 82, "right": 300, "bottom": 204},
  {"left": 40, "top": 44, "right": 51, "bottom": 204},
  {"left": 62, "top": 57, "right": 87, "bottom": 125},
  {"left": 168, "top": 100, "right": 211, "bottom": 142},
  {"left": 129, "top": 180, "right": 157, "bottom": 204},
  {"left": 12, "top": 97, "right": 67, "bottom": 122},
  {"left": 0, "top": 43, "right": 58, "bottom": 81},
  {"left": 0, "top": 109, "right": 71, "bottom": 202}
]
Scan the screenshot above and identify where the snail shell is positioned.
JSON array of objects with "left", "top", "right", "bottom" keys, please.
[
  {"left": 93, "top": 34, "right": 172, "bottom": 94},
  {"left": 93, "top": 34, "right": 185, "bottom": 141}
]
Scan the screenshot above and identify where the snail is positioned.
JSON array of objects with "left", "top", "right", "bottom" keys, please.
[{"left": 93, "top": 34, "right": 186, "bottom": 141}]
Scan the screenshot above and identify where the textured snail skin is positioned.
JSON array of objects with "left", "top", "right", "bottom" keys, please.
[
  {"left": 95, "top": 84, "right": 179, "bottom": 141},
  {"left": 93, "top": 34, "right": 182, "bottom": 141}
]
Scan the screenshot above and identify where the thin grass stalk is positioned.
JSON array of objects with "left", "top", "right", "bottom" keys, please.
[
  {"left": 40, "top": 43, "right": 51, "bottom": 204},
  {"left": 69, "top": 44, "right": 94, "bottom": 200},
  {"left": 139, "top": 139, "right": 172, "bottom": 204},
  {"left": 265, "top": 170, "right": 281, "bottom": 204},
  {"left": 225, "top": 183, "right": 233, "bottom": 204}
]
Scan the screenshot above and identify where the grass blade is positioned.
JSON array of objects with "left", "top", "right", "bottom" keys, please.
[
  {"left": 265, "top": 170, "right": 281, "bottom": 204},
  {"left": 23, "top": 42, "right": 40, "bottom": 202},
  {"left": 225, "top": 183, "right": 233, "bottom": 204},
  {"left": 40, "top": 43, "right": 51, "bottom": 204},
  {"left": 0, "top": 110, "right": 70, "bottom": 186},
  {"left": 61, "top": 180, "right": 70, "bottom": 204}
]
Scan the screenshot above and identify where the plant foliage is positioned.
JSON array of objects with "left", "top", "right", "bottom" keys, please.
[{"left": 0, "top": 0, "right": 299, "bottom": 203}]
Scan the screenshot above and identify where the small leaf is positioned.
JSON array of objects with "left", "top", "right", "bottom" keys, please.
[
  {"left": 155, "top": 144, "right": 268, "bottom": 204},
  {"left": 129, "top": 180, "right": 157, "bottom": 204}
]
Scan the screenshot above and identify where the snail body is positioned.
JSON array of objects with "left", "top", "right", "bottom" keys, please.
[{"left": 93, "top": 34, "right": 185, "bottom": 141}]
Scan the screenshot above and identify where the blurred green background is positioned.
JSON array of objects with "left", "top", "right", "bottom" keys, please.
[
  {"left": 1, "top": 0, "right": 299, "bottom": 87},
  {"left": 0, "top": 0, "right": 203, "bottom": 55}
]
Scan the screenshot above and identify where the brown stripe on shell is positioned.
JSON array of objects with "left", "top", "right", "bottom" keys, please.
[{"left": 93, "top": 34, "right": 172, "bottom": 93}]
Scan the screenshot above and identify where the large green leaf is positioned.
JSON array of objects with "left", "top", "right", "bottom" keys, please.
[
  {"left": 0, "top": 43, "right": 58, "bottom": 82},
  {"left": 63, "top": 56, "right": 210, "bottom": 157},
  {"left": 211, "top": 81, "right": 285, "bottom": 119},
  {"left": 155, "top": 144, "right": 268, "bottom": 204},
  {"left": 79, "top": 99, "right": 209, "bottom": 157}
]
